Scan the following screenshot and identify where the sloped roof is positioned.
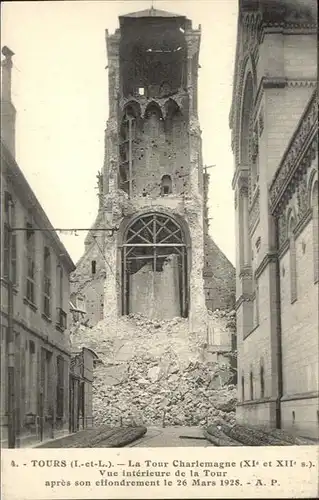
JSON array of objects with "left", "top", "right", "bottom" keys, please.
[{"left": 120, "top": 7, "right": 184, "bottom": 19}]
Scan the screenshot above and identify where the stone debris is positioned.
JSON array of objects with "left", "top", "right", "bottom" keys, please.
[
  {"left": 206, "top": 422, "right": 317, "bottom": 447},
  {"left": 36, "top": 426, "right": 147, "bottom": 448},
  {"left": 71, "top": 310, "right": 237, "bottom": 428}
]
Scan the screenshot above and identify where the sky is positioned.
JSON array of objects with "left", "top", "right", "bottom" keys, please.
[{"left": 1, "top": 0, "right": 238, "bottom": 265}]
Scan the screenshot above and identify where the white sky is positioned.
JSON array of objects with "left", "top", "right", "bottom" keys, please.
[{"left": 1, "top": 0, "right": 238, "bottom": 265}]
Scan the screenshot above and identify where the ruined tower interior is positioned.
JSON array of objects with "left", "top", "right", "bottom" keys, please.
[{"left": 71, "top": 8, "right": 235, "bottom": 328}]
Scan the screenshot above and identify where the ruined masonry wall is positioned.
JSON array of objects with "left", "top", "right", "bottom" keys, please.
[
  {"left": 204, "top": 234, "right": 236, "bottom": 311},
  {"left": 129, "top": 256, "right": 180, "bottom": 320}
]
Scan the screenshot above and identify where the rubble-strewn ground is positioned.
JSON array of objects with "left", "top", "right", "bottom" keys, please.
[
  {"left": 71, "top": 311, "right": 237, "bottom": 428},
  {"left": 36, "top": 426, "right": 147, "bottom": 448},
  {"left": 205, "top": 423, "right": 317, "bottom": 446}
]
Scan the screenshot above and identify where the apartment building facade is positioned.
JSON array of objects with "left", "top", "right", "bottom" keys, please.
[{"left": 0, "top": 46, "right": 96, "bottom": 447}]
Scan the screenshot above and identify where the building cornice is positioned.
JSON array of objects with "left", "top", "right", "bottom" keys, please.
[
  {"left": 1, "top": 139, "right": 75, "bottom": 272},
  {"left": 280, "top": 390, "right": 319, "bottom": 403},
  {"left": 235, "top": 293, "right": 253, "bottom": 311},
  {"left": 255, "top": 251, "right": 277, "bottom": 280},
  {"left": 237, "top": 397, "right": 278, "bottom": 407},
  {"left": 232, "top": 164, "right": 249, "bottom": 190}
]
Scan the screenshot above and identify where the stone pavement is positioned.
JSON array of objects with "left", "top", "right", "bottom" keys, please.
[{"left": 127, "top": 426, "right": 214, "bottom": 447}]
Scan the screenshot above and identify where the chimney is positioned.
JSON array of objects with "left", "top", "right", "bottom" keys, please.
[{"left": 1, "top": 46, "right": 16, "bottom": 158}]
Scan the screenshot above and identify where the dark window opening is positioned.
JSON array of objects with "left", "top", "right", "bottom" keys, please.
[
  {"left": 3, "top": 193, "right": 17, "bottom": 284},
  {"left": 56, "top": 266, "right": 66, "bottom": 331},
  {"left": 29, "top": 340, "right": 35, "bottom": 354},
  {"left": 260, "top": 363, "right": 265, "bottom": 399},
  {"left": 241, "top": 375, "right": 245, "bottom": 401},
  {"left": 250, "top": 371, "right": 254, "bottom": 400},
  {"left": 43, "top": 246, "right": 51, "bottom": 318},
  {"left": 91, "top": 260, "right": 96, "bottom": 275},
  {"left": 26, "top": 223, "right": 36, "bottom": 304},
  {"left": 161, "top": 175, "right": 172, "bottom": 196}
]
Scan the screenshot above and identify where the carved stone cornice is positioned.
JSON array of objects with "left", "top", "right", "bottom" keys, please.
[
  {"left": 260, "top": 25, "right": 317, "bottom": 41},
  {"left": 255, "top": 251, "right": 277, "bottom": 280},
  {"left": 269, "top": 89, "right": 318, "bottom": 215},
  {"left": 235, "top": 293, "right": 253, "bottom": 311},
  {"left": 232, "top": 164, "right": 249, "bottom": 190},
  {"left": 278, "top": 238, "right": 289, "bottom": 259},
  {"left": 287, "top": 79, "right": 317, "bottom": 88}
]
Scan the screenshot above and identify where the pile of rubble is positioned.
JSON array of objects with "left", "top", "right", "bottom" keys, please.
[
  {"left": 93, "top": 358, "right": 237, "bottom": 427},
  {"left": 71, "top": 311, "right": 237, "bottom": 427}
]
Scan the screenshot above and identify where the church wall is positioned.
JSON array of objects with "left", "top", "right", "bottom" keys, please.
[
  {"left": 280, "top": 220, "right": 319, "bottom": 395},
  {"left": 236, "top": 401, "right": 276, "bottom": 427},
  {"left": 280, "top": 398, "right": 318, "bottom": 439},
  {"left": 236, "top": 264, "right": 275, "bottom": 407},
  {"left": 265, "top": 85, "right": 314, "bottom": 183},
  {"left": 283, "top": 34, "right": 317, "bottom": 80},
  {"left": 70, "top": 234, "right": 106, "bottom": 327},
  {"left": 203, "top": 234, "right": 235, "bottom": 312},
  {"left": 256, "top": 32, "right": 317, "bottom": 86}
]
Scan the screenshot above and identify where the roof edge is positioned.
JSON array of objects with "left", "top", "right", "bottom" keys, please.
[{"left": 1, "top": 138, "right": 76, "bottom": 272}]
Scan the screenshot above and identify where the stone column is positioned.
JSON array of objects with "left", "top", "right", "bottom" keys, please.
[
  {"left": 104, "top": 33, "right": 120, "bottom": 194},
  {"left": 103, "top": 231, "right": 118, "bottom": 323},
  {"left": 186, "top": 201, "right": 207, "bottom": 336},
  {"left": 242, "top": 187, "right": 251, "bottom": 266}
]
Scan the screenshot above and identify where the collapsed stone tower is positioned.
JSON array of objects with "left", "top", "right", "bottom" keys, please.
[{"left": 71, "top": 8, "right": 235, "bottom": 332}]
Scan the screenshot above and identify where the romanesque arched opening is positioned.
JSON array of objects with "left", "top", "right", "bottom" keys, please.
[
  {"left": 240, "top": 72, "right": 254, "bottom": 165},
  {"left": 161, "top": 174, "right": 172, "bottom": 195},
  {"left": 121, "top": 212, "right": 188, "bottom": 319},
  {"left": 119, "top": 104, "right": 140, "bottom": 195}
]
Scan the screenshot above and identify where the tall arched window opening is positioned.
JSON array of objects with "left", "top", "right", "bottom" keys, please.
[
  {"left": 238, "top": 72, "right": 255, "bottom": 271},
  {"left": 121, "top": 213, "right": 188, "bottom": 319},
  {"left": 119, "top": 106, "right": 139, "bottom": 196}
]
